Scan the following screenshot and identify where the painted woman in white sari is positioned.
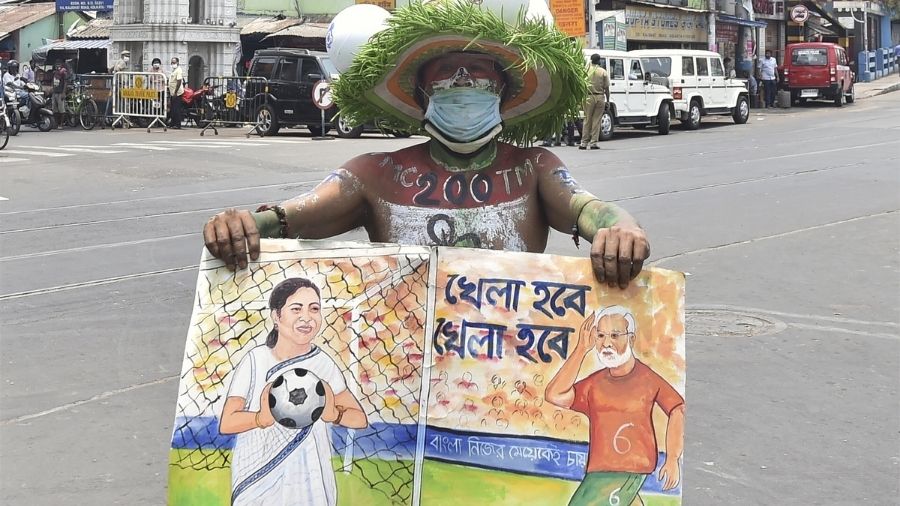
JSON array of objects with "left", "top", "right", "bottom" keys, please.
[{"left": 220, "top": 277, "right": 368, "bottom": 506}]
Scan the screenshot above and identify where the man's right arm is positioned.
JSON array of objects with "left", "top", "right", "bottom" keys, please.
[
  {"left": 203, "top": 156, "right": 371, "bottom": 270},
  {"left": 545, "top": 315, "right": 595, "bottom": 409}
]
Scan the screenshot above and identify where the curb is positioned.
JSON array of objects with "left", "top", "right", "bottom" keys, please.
[{"left": 876, "top": 82, "right": 900, "bottom": 96}]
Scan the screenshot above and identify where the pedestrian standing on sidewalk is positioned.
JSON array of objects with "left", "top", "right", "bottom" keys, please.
[
  {"left": 743, "top": 71, "right": 758, "bottom": 108},
  {"left": 580, "top": 53, "right": 610, "bottom": 150},
  {"left": 22, "top": 62, "right": 35, "bottom": 83},
  {"left": 758, "top": 50, "right": 778, "bottom": 108},
  {"left": 168, "top": 57, "right": 185, "bottom": 129},
  {"left": 51, "top": 60, "right": 69, "bottom": 129},
  {"left": 112, "top": 50, "right": 130, "bottom": 73}
]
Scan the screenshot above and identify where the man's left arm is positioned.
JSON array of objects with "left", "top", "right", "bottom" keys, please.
[
  {"left": 536, "top": 151, "right": 650, "bottom": 288},
  {"left": 655, "top": 374, "right": 685, "bottom": 491}
]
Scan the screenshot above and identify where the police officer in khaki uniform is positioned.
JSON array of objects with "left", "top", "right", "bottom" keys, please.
[{"left": 579, "top": 53, "right": 610, "bottom": 150}]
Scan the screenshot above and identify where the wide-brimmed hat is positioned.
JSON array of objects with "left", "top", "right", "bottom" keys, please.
[{"left": 332, "top": 1, "right": 587, "bottom": 145}]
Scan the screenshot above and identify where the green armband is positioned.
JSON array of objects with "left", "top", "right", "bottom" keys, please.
[{"left": 253, "top": 205, "right": 288, "bottom": 238}]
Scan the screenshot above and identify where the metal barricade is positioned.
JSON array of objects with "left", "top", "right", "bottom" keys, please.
[
  {"left": 111, "top": 71, "right": 168, "bottom": 132},
  {"left": 198, "top": 76, "right": 269, "bottom": 137}
]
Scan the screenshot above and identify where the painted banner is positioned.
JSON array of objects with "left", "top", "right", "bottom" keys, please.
[
  {"left": 626, "top": 5, "right": 708, "bottom": 43},
  {"left": 551, "top": 0, "right": 586, "bottom": 37},
  {"left": 169, "top": 240, "right": 685, "bottom": 505}
]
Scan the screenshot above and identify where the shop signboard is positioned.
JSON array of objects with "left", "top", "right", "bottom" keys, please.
[
  {"left": 625, "top": 5, "right": 707, "bottom": 43},
  {"left": 56, "top": 0, "right": 113, "bottom": 11}
]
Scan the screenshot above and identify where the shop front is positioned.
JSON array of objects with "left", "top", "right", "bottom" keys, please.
[{"left": 625, "top": 3, "right": 708, "bottom": 50}]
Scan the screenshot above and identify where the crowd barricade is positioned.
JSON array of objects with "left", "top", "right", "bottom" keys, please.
[
  {"left": 111, "top": 71, "right": 168, "bottom": 131},
  {"left": 198, "top": 76, "right": 269, "bottom": 137}
]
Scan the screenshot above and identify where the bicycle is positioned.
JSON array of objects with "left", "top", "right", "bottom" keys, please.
[{"left": 63, "top": 80, "right": 100, "bottom": 131}]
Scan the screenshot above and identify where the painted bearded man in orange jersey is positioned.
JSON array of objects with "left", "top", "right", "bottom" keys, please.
[{"left": 546, "top": 306, "right": 685, "bottom": 506}]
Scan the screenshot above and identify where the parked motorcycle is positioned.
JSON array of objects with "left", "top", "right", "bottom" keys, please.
[
  {"left": 179, "top": 83, "right": 216, "bottom": 127},
  {"left": 0, "top": 92, "right": 9, "bottom": 150},
  {"left": 5, "top": 81, "right": 54, "bottom": 132},
  {"left": 2, "top": 85, "right": 20, "bottom": 136}
]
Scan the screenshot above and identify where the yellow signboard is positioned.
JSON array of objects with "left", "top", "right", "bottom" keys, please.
[
  {"left": 355, "top": 0, "right": 395, "bottom": 9},
  {"left": 120, "top": 88, "right": 159, "bottom": 100},
  {"left": 551, "top": 0, "right": 586, "bottom": 37},
  {"left": 626, "top": 5, "right": 708, "bottom": 43}
]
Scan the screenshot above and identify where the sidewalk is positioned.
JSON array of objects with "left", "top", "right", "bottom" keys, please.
[{"left": 855, "top": 74, "right": 900, "bottom": 99}]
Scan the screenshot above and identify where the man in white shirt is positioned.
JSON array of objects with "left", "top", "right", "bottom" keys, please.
[{"left": 758, "top": 50, "right": 778, "bottom": 108}]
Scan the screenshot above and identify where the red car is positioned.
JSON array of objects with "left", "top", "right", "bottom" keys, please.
[{"left": 782, "top": 42, "right": 855, "bottom": 107}]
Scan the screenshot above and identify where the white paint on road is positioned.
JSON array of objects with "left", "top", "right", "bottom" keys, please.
[
  {"left": 1, "top": 149, "right": 71, "bottom": 157},
  {"left": 0, "top": 233, "right": 196, "bottom": 262},
  {"left": 753, "top": 140, "right": 900, "bottom": 162},
  {"left": 0, "top": 264, "right": 197, "bottom": 300},
  {"left": 44, "top": 146, "right": 127, "bottom": 154},
  {"left": 651, "top": 209, "right": 899, "bottom": 265},
  {"left": 0, "top": 180, "right": 318, "bottom": 216},
  {"left": 0, "top": 157, "right": 28, "bottom": 164},
  {"left": 112, "top": 143, "right": 174, "bottom": 150},
  {"left": 2, "top": 375, "right": 179, "bottom": 425}
]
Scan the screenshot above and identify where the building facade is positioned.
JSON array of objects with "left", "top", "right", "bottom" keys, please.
[{"left": 109, "top": 0, "right": 240, "bottom": 85}]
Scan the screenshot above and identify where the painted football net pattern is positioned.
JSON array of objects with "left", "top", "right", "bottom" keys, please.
[{"left": 171, "top": 253, "right": 430, "bottom": 505}]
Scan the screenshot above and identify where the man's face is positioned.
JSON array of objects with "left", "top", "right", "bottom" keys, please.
[
  {"left": 765, "top": 51, "right": 772, "bottom": 59},
  {"left": 419, "top": 53, "right": 504, "bottom": 101},
  {"left": 274, "top": 287, "right": 322, "bottom": 347},
  {"left": 594, "top": 315, "right": 633, "bottom": 364}
]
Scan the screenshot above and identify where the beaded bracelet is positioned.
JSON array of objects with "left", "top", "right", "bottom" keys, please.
[{"left": 256, "top": 204, "right": 289, "bottom": 239}]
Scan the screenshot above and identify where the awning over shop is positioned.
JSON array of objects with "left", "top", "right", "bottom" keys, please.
[
  {"left": 800, "top": 0, "right": 849, "bottom": 37},
  {"left": 262, "top": 23, "right": 330, "bottom": 41},
  {"left": 716, "top": 14, "right": 768, "bottom": 28},
  {"left": 32, "top": 39, "right": 110, "bottom": 65},
  {"left": 67, "top": 18, "right": 112, "bottom": 40},
  {"left": 240, "top": 17, "right": 303, "bottom": 36}
]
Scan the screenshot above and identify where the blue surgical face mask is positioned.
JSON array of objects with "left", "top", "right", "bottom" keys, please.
[{"left": 424, "top": 87, "right": 502, "bottom": 142}]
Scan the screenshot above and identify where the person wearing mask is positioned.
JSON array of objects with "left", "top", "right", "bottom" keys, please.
[
  {"left": 168, "top": 57, "right": 185, "bottom": 129},
  {"left": 22, "top": 62, "right": 35, "bottom": 83},
  {"left": 758, "top": 50, "right": 778, "bottom": 108},
  {"left": 51, "top": 60, "right": 69, "bottom": 128},
  {"left": 112, "top": 50, "right": 130, "bottom": 73},
  {"left": 580, "top": 53, "right": 610, "bottom": 150}
]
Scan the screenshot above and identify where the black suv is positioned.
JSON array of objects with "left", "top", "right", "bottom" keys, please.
[
  {"left": 247, "top": 48, "right": 412, "bottom": 138},
  {"left": 247, "top": 48, "right": 341, "bottom": 136}
]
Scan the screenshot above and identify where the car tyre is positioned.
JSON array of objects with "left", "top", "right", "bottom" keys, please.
[
  {"left": 732, "top": 96, "right": 749, "bottom": 124},
  {"left": 834, "top": 85, "right": 844, "bottom": 107},
  {"left": 336, "top": 116, "right": 363, "bottom": 138},
  {"left": 685, "top": 100, "right": 701, "bottom": 130},
  {"left": 598, "top": 110, "right": 614, "bottom": 141},
  {"left": 256, "top": 104, "right": 280, "bottom": 136},
  {"left": 846, "top": 85, "right": 855, "bottom": 104},
  {"left": 657, "top": 105, "right": 670, "bottom": 135}
]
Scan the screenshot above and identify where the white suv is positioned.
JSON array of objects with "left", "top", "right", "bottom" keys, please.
[
  {"left": 582, "top": 49, "right": 675, "bottom": 140},
  {"left": 630, "top": 49, "right": 750, "bottom": 129}
]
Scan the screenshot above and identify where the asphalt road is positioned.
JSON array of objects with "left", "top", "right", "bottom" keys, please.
[{"left": 1, "top": 95, "right": 898, "bottom": 505}]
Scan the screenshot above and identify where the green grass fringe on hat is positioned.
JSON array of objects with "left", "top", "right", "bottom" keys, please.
[{"left": 332, "top": 0, "right": 588, "bottom": 146}]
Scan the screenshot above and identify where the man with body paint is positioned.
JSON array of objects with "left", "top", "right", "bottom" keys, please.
[
  {"left": 546, "top": 306, "right": 685, "bottom": 506},
  {"left": 203, "top": 1, "right": 649, "bottom": 289}
]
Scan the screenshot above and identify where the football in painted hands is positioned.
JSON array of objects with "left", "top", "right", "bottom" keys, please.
[{"left": 268, "top": 368, "right": 327, "bottom": 429}]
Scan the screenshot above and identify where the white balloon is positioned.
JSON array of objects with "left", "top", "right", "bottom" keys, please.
[
  {"left": 525, "top": 0, "right": 554, "bottom": 25},
  {"left": 326, "top": 4, "right": 391, "bottom": 73}
]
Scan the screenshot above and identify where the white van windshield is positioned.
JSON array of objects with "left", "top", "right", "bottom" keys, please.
[{"left": 640, "top": 57, "right": 672, "bottom": 77}]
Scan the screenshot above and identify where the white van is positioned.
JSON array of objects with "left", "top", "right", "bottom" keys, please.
[
  {"left": 629, "top": 49, "right": 750, "bottom": 129},
  {"left": 581, "top": 49, "right": 675, "bottom": 140}
]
